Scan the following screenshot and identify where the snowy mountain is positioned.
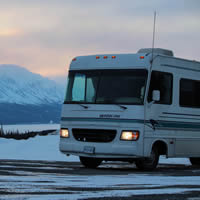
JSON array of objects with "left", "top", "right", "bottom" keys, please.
[
  {"left": 0, "top": 64, "right": 64, "bottom": 105},
  {"left": 0, "top": 64, "right": 66, "bottom": 124}
]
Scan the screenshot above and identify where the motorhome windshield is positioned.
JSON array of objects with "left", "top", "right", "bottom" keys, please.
[{"left": 64, "top": 69, "right": 148, "bottom": 105}]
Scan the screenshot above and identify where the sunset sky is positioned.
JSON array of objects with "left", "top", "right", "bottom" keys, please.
[{"left": 0, "top": 0, "right": 199, "bottom": 80}]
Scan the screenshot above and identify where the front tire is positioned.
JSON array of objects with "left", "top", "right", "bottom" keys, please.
[
  {"left": 79, "top": 156, "right": 102, "bottom": 168},
  {"left": 135, "top": 147, "right": 159, "bottom": 170},
  {"left": 190, "top": 157, "right": 200, "bottom": 166}
]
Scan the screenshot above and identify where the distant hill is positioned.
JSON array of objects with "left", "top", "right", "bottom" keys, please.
[{"left": 0, "top": 64, "right": 65, "bottom": 124}]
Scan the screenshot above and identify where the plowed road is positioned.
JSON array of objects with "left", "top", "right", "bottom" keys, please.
[{"left": 0, "top": 159, "right": 200, "bottom": 200}]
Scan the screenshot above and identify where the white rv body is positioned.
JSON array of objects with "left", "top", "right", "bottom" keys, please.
[{"left": 59, "top": 48, "right": 200, "bottom": 169}]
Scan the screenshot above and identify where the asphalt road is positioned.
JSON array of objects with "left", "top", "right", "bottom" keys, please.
[{"left": 0, "top": 159, "right": 200, "bottom": 200}]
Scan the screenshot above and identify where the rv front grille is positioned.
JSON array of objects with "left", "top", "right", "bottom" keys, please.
[{"left": 72, "top": 128, "right": 116, "bottom": 143}]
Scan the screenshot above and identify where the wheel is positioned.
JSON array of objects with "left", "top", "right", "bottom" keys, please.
[
  {"left": 190, "top": 157, "right": 200, "bottom": 166},
  {"left": 135, "top": 147, "right": 159, "bottom": 170},
  {"left": 79, "top": 156, "right": 102, "bottom": 168}
]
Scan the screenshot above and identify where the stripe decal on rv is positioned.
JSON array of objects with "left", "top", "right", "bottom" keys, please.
[
  {"left": 61, "top": 117, "right": 200, "bottom": 130},
  {"left": 61, "top": 117, "right": 144, "bottom": 124},
  {"left": 156, "top": 120, "right": 200, "bottom": 130}
]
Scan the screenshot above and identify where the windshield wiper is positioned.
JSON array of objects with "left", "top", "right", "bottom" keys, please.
[
  {"left": 115, "top": 104, "right": 127, "bottom": 110},
  {"left": 78, "top": 104, "right": 88, "bottom": 109},
  {"left": 64, "top": 101, "right": 88, "bottom": 109}
]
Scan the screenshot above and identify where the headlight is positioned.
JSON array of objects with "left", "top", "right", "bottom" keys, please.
[
  {"left": 120, "top": 130, "right": 139, "bottom": 141},
  {"left": 60, "top": 129, "right": 69, "bottom": 138}
]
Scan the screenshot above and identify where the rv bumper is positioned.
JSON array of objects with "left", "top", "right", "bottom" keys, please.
[{"left": 59, "top": 138, "right": 140, "bottom": 158}]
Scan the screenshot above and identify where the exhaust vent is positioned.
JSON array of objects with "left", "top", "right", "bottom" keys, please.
[{"left": 138, "top": 48, "right": 174, "bottom": 57}]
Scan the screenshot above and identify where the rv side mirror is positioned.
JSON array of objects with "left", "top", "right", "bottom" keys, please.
[{"left": 152, "top": 90, "right": 160, "bottom": 102}]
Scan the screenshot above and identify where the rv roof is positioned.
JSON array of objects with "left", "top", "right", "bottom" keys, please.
[
  {"left": 69, "top": 48, "right": 199, "bottom": 71},
  {"left": 138, "top": 48, "right": 174, "bottom": 57},
  {"left": 70, "top": 53, "right": 151, "bottom": 70}
]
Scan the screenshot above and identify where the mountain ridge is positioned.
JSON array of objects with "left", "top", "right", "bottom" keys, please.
[
  {"left": 0, "top": 64, "right": 65, "bottom": 105},
  {"left": 0, "top": 64, "right": 65, "bottom": 124}
]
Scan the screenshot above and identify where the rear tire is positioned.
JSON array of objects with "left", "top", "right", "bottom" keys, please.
[
  {"left": 79, "top": 156, "right": 102, "bottom": 168},
  {"left": 190, "top": 158, "right": 200, "bottom": 166},
  {"left": 135, "top": 147, "right": 159, "bottom": 170}
]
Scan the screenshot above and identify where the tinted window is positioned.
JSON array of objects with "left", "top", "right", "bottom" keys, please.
[
  {"left": 148, "top": 71, "right": 173, "bottom": 104},
  {"left": 180, "top": 79, "right": 200, "bottom": 108},
  {"left": 65, "top": 71, "right": 99, "bottom": 103},
  {"left": 96, "top": 70, "right": 147, "bottom": 104},
  {"left": 71, "top": 73, "right": 86, "bottom": 101},
  {"left": 65, "top": 69, "right": 148, "bottom": 105}
]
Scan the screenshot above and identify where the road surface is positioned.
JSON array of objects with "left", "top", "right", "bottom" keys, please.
[{"left": 0, "top": 159, "right": 200, "bottom": 200}]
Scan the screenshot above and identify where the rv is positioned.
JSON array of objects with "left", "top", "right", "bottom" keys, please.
[{"left": 59, "top": 48, "right": 200, "bottom": 170}]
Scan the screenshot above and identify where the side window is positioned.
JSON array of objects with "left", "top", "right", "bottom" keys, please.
[
  {"left": 148, "top": 71, "right": 173, "bottom": 104},
  {"left": 180, "top": 79, "right": 200, "bottom": 108}
]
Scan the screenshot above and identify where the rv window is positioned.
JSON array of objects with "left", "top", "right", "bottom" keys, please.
[
  {"left": 96, "top": 70, "right": 147, "bottom": 104},
  {"left": 180, "top": 79, "right": 200, "bottom": 108},
  {"left": 64, "top": 69, "right": 148, "bottom": 105},
  {"left": 72, "top": 74, "right": 86, "bottom": 101},
  {"left": 148, "top": 71, "right": 173, "bottom": 104},
  {"left": 65, "top": 71, "right": 99, "bottom": 103}
]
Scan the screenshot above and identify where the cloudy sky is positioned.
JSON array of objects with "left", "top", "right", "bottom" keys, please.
[{"left": 0, "top": 0, "right": 199, "bottom": 80}]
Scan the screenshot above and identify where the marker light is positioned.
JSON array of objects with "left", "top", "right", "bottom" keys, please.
[
  {"left": 140, "top": 56, "right": 144, "bottom": 59},
  {"left": 60, "top": 129, "right": 69, "bottom": 138},
  {"left": 96, "top": 56, "right": 100, "bottom": 59},
  {"left": 103, "top": 56, "right": 108, "bottom": 59},
  {"left": 120, "top": 131, "right": 139, "bottom": 141},
  {"left": 72, "top": 58, "right": 76, "bottom": 61},
  {"left": 112, "top": 56, "right": 116, "bottom": 59}
]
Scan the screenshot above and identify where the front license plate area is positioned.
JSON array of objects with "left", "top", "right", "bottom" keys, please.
[{"left": 83, "top": 146, "right": 95, "bottom": 154}]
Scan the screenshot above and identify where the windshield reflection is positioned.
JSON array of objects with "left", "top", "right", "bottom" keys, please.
[{"left": 65, "top": 69, "right": 148, "bottom": 105}]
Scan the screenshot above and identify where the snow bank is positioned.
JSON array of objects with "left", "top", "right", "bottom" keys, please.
[
  {"left": 0, "top": 133, "right": 79, "bottom": 161},
  {"left": 3, "top": 124, "right": 60, "bottom": 133},
  {"left": 0, "top": 124, "right": 78, "bottom": 162}
]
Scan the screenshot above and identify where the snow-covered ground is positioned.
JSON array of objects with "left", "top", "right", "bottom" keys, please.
[
  {"left": 0, "top": 124, "right": 78, "bottom": 162},
  {"left": 0, "top": 124, "right": 191, "bottom": 165},
  {"left": 1, "top": 172, "right": 200, "bottom": 200}
]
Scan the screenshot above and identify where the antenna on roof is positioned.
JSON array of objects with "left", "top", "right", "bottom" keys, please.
[{"left": 151, "top": 11, "right": 156, "bottom": 63}]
